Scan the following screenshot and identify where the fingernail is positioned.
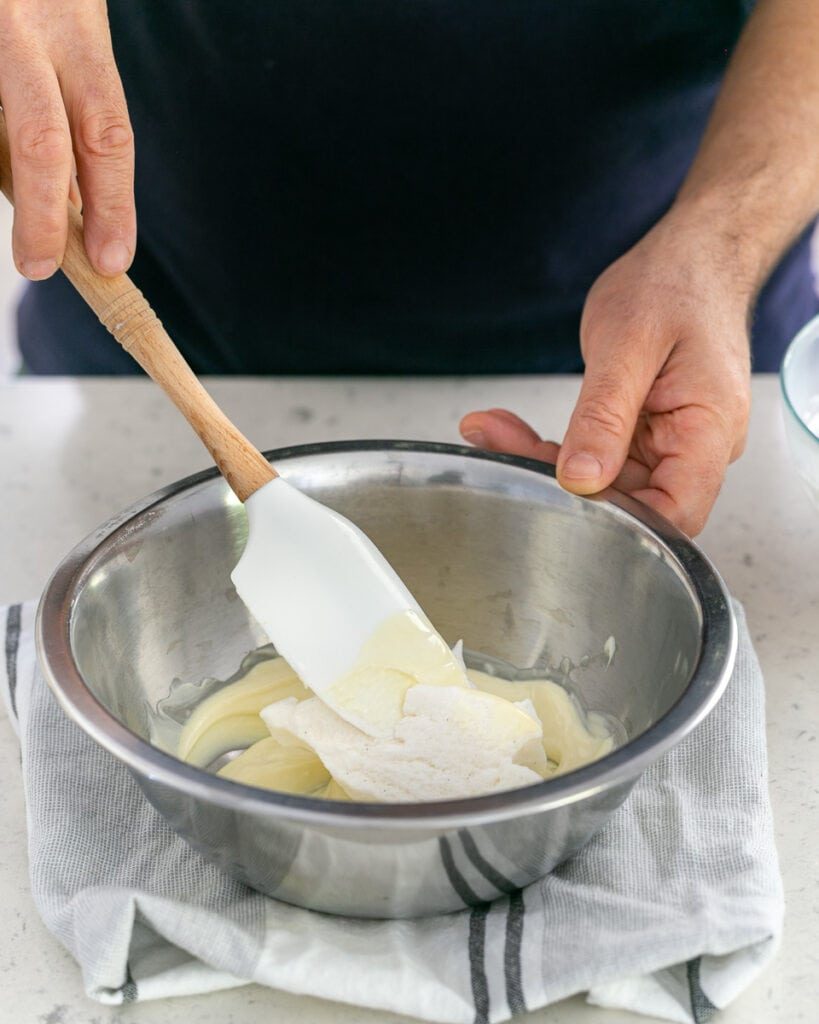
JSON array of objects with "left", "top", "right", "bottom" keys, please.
[
  {"left": 97, "top": 240, "right": 131, "bottom": 275},
  {"left": 22, "top": 258, "right": 58, "bottom": 281},
  {"left": 462, "top": 429, "right": 487, "bottom": 447},
  {"left": 562, "top": 452, "right": 603, "bottom": 480}
]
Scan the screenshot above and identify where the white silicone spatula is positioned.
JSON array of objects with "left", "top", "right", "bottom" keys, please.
[{"left": 0, "top": 110, "right": 425, "bottom": 701}]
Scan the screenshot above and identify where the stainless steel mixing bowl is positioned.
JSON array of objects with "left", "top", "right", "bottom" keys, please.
[{"left": 37, "top": 442, "right": 735, "bottom": 918}]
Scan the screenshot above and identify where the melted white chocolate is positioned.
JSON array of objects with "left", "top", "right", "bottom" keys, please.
[{"left": 177, "top": 622, "right": 615, "bottom": 802}]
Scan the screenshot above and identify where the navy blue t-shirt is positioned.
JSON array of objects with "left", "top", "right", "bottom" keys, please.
[{"left": 18, "top": 0, "right": 816, "bottom": 374}]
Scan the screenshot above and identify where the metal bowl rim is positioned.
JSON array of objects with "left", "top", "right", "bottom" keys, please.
[{"left": 36, "top": 440, "right": 736, "bottom": 831}]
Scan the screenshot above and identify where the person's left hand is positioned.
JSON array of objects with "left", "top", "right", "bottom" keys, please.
[{"left": 459, "top": 205, "right": 752, "bottom": 536}]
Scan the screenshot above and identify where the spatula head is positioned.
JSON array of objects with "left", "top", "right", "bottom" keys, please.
[{"left": 231, "top": 476, "right": 424, "bottom": 710}]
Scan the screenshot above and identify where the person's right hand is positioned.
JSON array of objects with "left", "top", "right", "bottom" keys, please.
[{"left": 0, "top": 0, "right": 134, "bottom": 279}]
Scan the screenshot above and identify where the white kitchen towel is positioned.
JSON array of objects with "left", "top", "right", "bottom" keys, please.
[{"left": 1, "top": 600, "right": 782, "bottom": 1024}]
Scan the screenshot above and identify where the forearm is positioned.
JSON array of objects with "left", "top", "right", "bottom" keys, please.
[{"left": 673, "top": 0, "right": 819, "bottom": 298}]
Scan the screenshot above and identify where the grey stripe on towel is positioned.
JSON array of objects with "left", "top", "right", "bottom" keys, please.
[
  {"left": 687, "top": 958, "right": 717, "bottom": 1023},
  {"left": 504, "top": 890, "right": 527, "bottom": 1016},
  {"left": 4, "top": 603, "right": 21, "bottom": 720},
  {"left": 457, "top": 832, "right": 527, "bottom": 1016},
  {"left": 469, "top": 904, "right": 491, "bottom": 1024}
]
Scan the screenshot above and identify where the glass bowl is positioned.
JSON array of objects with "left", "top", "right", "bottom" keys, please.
[{"left": 781, "top": 314, "right": 819, "bottom": 508}]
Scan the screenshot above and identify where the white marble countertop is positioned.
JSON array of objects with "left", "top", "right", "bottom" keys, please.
[{"left": 0, "top": 374, "right": 816, "bottom": 1024}]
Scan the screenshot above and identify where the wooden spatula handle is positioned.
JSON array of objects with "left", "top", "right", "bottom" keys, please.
[{"left": 0, "top": 110, "right": 275, "bottom": 502}]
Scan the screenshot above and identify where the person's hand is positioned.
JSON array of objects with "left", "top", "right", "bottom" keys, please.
[
  {"left": 0, "top": 0, "right": 134, "bottom": 279},
  {"left": 460, "top": 207, "right": 752, "bottom": 536}
]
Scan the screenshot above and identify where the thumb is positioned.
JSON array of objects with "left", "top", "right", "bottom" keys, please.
[{"left": 558, "top": 346, "right": 657, "bottom": 495}]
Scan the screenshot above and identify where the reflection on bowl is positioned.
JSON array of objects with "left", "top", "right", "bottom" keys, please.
[
  {"left": 781, "top": 313, "right": 819, "bottom": 508},
  {"left": 37, "top": 443, "right": 735, "bottom": 918}
]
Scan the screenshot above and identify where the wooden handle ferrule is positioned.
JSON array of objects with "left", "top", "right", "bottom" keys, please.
[{"left": 97, "top": 284, "right": 162, "bottom": 353}]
